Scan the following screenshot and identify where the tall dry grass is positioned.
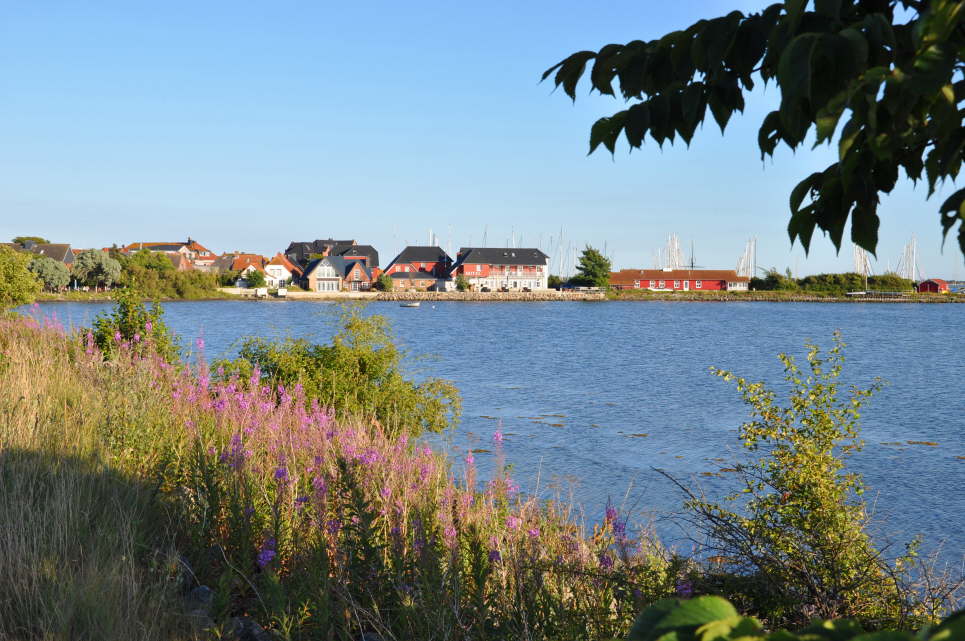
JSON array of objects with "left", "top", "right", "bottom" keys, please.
[{"left": 0, "top": 315, "right": 190, "bottom": 641}]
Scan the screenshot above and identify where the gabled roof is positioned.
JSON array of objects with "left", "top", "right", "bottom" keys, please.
[
  {"left": 387, "top": 246, "right": 452, "bottom": 269},
  {"left": 333, "top": 244, "right": 380, "bottom": 267},
  {"left": 452, "top": 247, "right": 548, "bottom": 270},
  {"left": 30, "top": 243, "right": 74, "bottom": 263},
  {"left": 921, "top": 278, "right": 948, "bottom": 286},
  {"left": 304, "top": 256, "right": 372, "bottom": 280},
  {"left": 231, "top": 254, "right": 265, "bottom": 272},
  {"left": 610, "top": 268, "right": 749, "bottom": 284},
  {"left": 186, "top": 239, "right": 213, "bottom": 255},
  {"left": 266, "top": 253, "right": 302, "bottom": 276}
]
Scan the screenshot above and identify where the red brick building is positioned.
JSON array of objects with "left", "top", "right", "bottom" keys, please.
[{"left": 610, "top": 269, "right": 750, "bottom": 291}]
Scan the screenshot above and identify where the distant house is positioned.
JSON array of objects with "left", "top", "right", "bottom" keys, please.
[
  {"left": 384, "top": 246, "right": 452, "bottom": 277},
  {"left": 264, "top": 253, "right": 302, "bottom": 288},
  {"left": 302, "top": 256, "right": 376, "bottom": 292},
  {"left": 284, "top": 239, "right": 380, "bottom": 269},
  {"left": 916, "top": 278, "right": 949, "bottom": 293},
  {"left": 609, "top": 269, "right": 750, "bottom": 291},
  {"left": 23, "top": 242, "right": 74, "bottom": 266},
  {"left": 449, "top": 247, "right": 550, "bottom": 291},
  {"left": 119, "top": 238, "right": 215, "bottom": 270}
]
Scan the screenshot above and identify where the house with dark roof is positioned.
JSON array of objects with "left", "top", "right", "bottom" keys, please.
[
  {"left": 609, "top": 268, "right": 749, "bottom": 291},
  {"left": 449, "top": 248, "right": 550, "bottom": 291},
  {"left": 302, "top": 256, "right": 376, "bottom": 292},
  {"left": 383, "top": 246, "right": 453, "bottom": 291},
  {"left": 284, "top": 239, "right": 356, "bottom": 267},
  {"left": 24, "top": 242, "right": 74, "bottom": 265}
]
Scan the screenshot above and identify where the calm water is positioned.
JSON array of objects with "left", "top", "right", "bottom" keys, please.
[{"left": 30, "top": 300, "right": 965, "bottom": 559}]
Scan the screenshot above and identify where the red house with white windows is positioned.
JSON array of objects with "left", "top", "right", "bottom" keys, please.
[
  {"left": 610, "top": 268, "right": 750, "bottom": 291},
  {"left": 916, "top": 278, "right": 949, "bottom": 293},
  {"left": 384, "top": 246, "right": 452, "bottom": 278}
]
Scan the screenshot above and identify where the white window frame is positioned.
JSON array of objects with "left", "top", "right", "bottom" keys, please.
[{"left": 696, "top": 280, "right": 702, "bottom": 289}]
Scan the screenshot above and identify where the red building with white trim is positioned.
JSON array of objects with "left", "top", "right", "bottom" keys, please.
[
  {"left": 610, "top": 268, "right": 750, "bottom": 291},
  {"left": 916, "top": 278, "right": 949, "bottom": 293}
]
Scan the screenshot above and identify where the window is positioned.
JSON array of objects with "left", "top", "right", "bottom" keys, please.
[
  {"left": 674, "top": 281, "right": 680, "bottom": 288},
  {"left": 696, "top": 280, "right": 702, "bottom": 289},
  {"left": 634, "top": 280, "right": 641, "bottom": 288},
  {"left": 650, "top": 280, "right": 656, "bottom": 288},
  {"left": 658, "top": 280, "right": 665, "bottom": 288}
]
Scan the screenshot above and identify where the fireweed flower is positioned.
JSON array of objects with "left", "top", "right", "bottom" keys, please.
[
  {"left": 465, "top": 452, "right": 474, "bottom": 465},
  {"left": 274, "top": 467, "right": 289, "bottom": 482},
  {"left": 493, "top": 430, "right": 503, "bottom": 444},
  {"left": 256, "top": 538, "right": 276, "bottom": 568},
  {"left": 144, "top": 320, "right": 152, "bottom": 332},
  {"left": 489, "top": 549, "right": 502, "bottom": 563},
  {"left": 133, "top": 333, "right": 141, "bottom": 343},
  {"left": 527, "top": 527, "right": 540, "bottom": 539},
  {"left": 506, "top": 516, "right": 522, "bottom": 531},
  {"left": 444, "top": 525, "right": 457, "bottom": 540},
  {"left": 195, "top": 338, "right": 205, "bottom": 350},
  {"left": 113, "top": 331, "right": 122, "bottom": 342},
  {"left": 598, "top": 553, "right": 614, "bottom": 570}
]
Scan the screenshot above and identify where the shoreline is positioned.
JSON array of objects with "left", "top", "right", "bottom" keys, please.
[{"left": 33, "top": 289, "right": 963, "bottom": 304}]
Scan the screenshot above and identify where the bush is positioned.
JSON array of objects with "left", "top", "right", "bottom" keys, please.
[
  {"left": 91, "top": 287, "right": 180, "bottom": 362},
  {"left": 455, "top": 274, "right": 470, "bottom": 291},
  {"left": 244, "top": 269, "right": 266, "bottom": 288},
  {"left": 217, "top": 305, "right": 461, "bottom": 436},
  {"left": 28, "top": 255, "right": 71, "bottom": 291},
  {"left": 119, "top": 265, "right": 223, "bottom": 299},
  {"left": 678, "top": 333, "right": 944, "bottom": 628},
  {"left": 374, "top": 272, "right": 393, "bottom": 291}
]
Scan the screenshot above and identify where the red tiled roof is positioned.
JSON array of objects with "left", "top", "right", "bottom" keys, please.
[
  {"left": 610, "top": 269, "right": 748, "bottom": 285},
  {"left": 921, "top": 278, "right": 948, "bottom": 286},
  {"left": 266, "top": 253, "right": 302, "bottom": 276},
  {"left": 230, "top": 254, "right": 266, "bottom": 272}
]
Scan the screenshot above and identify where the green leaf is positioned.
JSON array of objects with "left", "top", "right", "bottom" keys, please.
[
  {"left": 850, "top": 202, "right": 880, "bottom": 255},
  {"left": 589, "top": 115, "right": 618, "bottom": 154},
  {"left": 799, "top": 617, "right": 866, "bottom": 641},
  {"left": 850, "top": 632, "right": 915, "bottom": 641},
  {"left": 778, "top": 33, "right": 819, "bottom": 102},
  {"left": 649, "top": 92, "right": 671, "bottom": 146},
  {"left": 939, "top": 188, "right": 965, "bottom": 253},
  {"left": 696, "top": 615, "right": 763, "bottom": 641},
  {"left": 628, "top": 599, "right": 680, "bottom": 641},
  {"left": 758, "top": 110, "right": 783, "bottom": 159},
  {"left": 624, "top": 101, "right": 651, "bottom": 148},
  {"left": 814, "top": 0, "right": 842, "bottom": 21},
  {"left": 928, "top": 609, "right": 965, "bottom": 641},
  {"left": 655, "top": 597, "right": 739, "bottom": 631},
  {"left": 788, "top": 206, "right": 818, "bottom": 253},
  {"left": 791, "top": 172, "right": 821, "bottom": 212},
  {"left": 590, "top": 44, "right": 623, "bottom": 96},
  {"left": 784, "top": 0, "right": 807, "bottom": 34},
  {"left": 552, "top": 51, "right": 597, "bottom": 100}
]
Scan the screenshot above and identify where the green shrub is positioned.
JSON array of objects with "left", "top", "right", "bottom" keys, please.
[
  {"left": 680, "top": 333, "right": 941, "bottom": 628},
  {"left": 91, "top": 287, "right": 180, "bottom": 362},
  {"left": 0, "top": 246, "right": 41, "bottom": 309},
  {"left": 217, "top": 304, "right": 461, "bottom": 436}
]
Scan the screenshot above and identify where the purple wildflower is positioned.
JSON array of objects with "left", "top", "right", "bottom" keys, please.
[
  {"left": 256, "top": 538, "right": 276, "bottom": 568},
  {"left": 489, "top": 549, "right": 502, "bottom": 563},
  {"left": 493, "top": 430, "right": 503, "bottom": 444},
  {"left": 133, "top": 333, "right": 141, "bottom": 343},
  {"left": 274, "top": 466, "right": 288, "bottom": 481},
  {"left": 527, "top": 527, "right": 540, "bottom": 539},
  {"left": 506, "top": 516, "right": 522, "bottom": 530},
  {"left": 444, "top": 525, "right": 457, "bottom": 539},
  {"left": 325, "top": 519, "right": 342, "bottom": 535},
  {"left": 676, "top": 580, "right": 694, "bottom": 598},
  {"left": 113, "top": 331, "right": 122, "bottom": 342},
  {"left": 144, "top": 320, "right": 152, "bottom": 332},
  {"left": 599, "top": 553, "right": 614, "bottom": 570},
  {"left": 465, "top": 452, "right": 475, "bottom": 465},
  {"left": 195, "top": 337, "right": 204, "bottom": 350}
]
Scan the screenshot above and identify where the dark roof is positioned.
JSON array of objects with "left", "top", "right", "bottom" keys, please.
[
  {"left": 452, "top": 247, "right": 548, "bottom": 270},
  {"left": 285, "top": 239, "right": 357, "bottom": 266},
  {"left": 30, "top": 243, "right": 73, "bottom": 263},
  {"left": 332, "top": 243, "right": 379, "bottom": 268},
  {"left": 304, "top": 256, "right": 372, "bottom": 280},
  {"left": 387, "top": 246, "right": 452, "bottom": 269}
]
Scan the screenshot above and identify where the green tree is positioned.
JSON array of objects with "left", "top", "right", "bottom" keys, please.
[
  {"left": 678, "top": 334, "right": 927, "bottom": 626},
  {"left": 454, "top": 274, "right": 470, "bottom": 291},
  {"left": 572, "top": 245, "right": 612, "bottom": 287},
  {"left": 72, "top": 250, "right": 122, "bottom": 288},
  {"left": 127, "top": 249, "right": 174, "bottom": 272},
  {"left": 548, "top": 274, "right": 566, "bottom": 289},
  {"left": 0, "top": 246, "right": 41, "bottom": 309},
  {"left": 544, "top": 1, "right": 965, "bottom": 260},
  {"left": 244, "top": 269, "right": 266, "bottom": 288},
  {"left": 374, "top": 272, "right": 393, "bottom": 291},
  {"left": 28, "top": 256, "right": 70, "bottom": 291},
  {"left": 12, "top": 236, "right": 49, "bottom": 245}
]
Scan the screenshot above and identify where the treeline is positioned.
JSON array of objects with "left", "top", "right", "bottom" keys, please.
[
  {"left": 24, "top": 246, "right": 226, "bottom": 299},
  {"left": 750, "top": 269, "right": 914, "bottom": 294}
]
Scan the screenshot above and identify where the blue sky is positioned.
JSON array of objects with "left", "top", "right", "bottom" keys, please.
[{"left": 1, "top": 1, "right": 961, "bottom": 278}]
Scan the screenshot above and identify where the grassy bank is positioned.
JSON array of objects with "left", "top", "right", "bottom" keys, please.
[
  {"left": 606, "top": 289, "right": 965, "bottom": 303},
  {"left": 1, "top": 308, "right": 959, "bottom": 639},
  {"left": 38, "top": 288, "right": 238, "bottom": 302}
]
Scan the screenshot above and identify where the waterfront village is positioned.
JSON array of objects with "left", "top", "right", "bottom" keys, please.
[{"left": 3, "top": 235, "right": 956, "bottom": 295}]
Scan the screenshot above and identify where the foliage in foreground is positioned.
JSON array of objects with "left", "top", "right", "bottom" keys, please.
[
  {"left": 626, "top": 596, "right": 965, "bottom": 641},
  {"left": 678, "top": 333, "right": 945, "bottom": 627},
  {"left": 1, "top": 311, "right": 681, "bottom": 640},
  {"left": 543, "top": 0, "right": 965, "bottom": 259},
  {"left": 0, "top": 246, "right": 41, "bottom": 309},
  {"left": 90, "top": 286, "right": 181, "bottom": 362},
  {"left": 217, "top": 305, "right": 462, "bottom": 437}
]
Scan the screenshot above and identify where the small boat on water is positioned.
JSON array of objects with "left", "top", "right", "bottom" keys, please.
[{"left": 400, "top": 302, "right": 421, "bottom": 308}]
